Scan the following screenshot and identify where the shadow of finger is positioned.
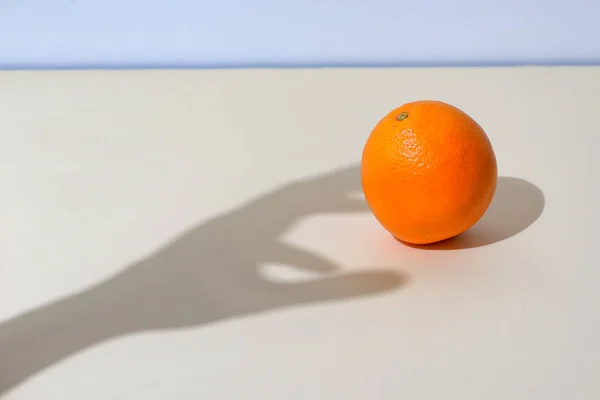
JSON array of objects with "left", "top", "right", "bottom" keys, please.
[{"left": 272, "top": 270, "right": 407, "bottom": 306}]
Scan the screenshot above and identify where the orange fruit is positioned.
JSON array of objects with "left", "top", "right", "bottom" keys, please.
[{"left": 361, "top": 100, "right": 497, "bottom": 245}]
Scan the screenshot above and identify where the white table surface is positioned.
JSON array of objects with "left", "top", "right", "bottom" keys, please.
[{"left": 0, "top": 66, "right": 598, "bottom": 399}]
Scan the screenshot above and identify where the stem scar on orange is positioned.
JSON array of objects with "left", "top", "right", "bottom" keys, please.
[{"left": 361, "top": 100, "right": 498, "bottom": 245}]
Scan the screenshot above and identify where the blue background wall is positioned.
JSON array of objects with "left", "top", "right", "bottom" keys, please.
[{"left": 1, "top": 0, "right": 598, "bottom": 69}]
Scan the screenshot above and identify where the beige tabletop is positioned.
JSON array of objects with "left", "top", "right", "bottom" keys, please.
[{"left": 0, "top": 66, "right": 598, "bottom": 399}]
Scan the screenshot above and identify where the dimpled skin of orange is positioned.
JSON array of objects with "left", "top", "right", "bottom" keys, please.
[{"left": 361, "top": 100, "right": 497, "bottom": 245}]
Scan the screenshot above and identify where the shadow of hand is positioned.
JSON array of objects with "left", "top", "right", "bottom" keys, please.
[
  {"left": 100, "top": 164, "right": 403, "bottom": 331},
  {"left": 0, "top": 164, "right": 404, "bottom": 395}
]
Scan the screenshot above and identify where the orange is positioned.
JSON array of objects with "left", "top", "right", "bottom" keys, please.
[{"left": 361, "top": 100, "right": 497, "bottom": 245}]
